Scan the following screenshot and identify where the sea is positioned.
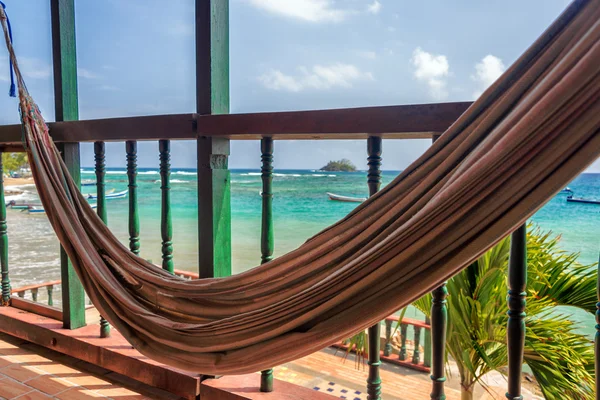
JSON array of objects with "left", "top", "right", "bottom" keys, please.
[{"left": 4, "top": 168, "right": 600, "bottom": 336}]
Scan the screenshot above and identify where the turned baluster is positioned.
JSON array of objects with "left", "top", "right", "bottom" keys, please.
[
  {"left": 0, "top": 154, "right": 9, "bottom": 306},
  {"left": 47, "top": 286, "right": 53, "bottom": 306},
  {"left": 259, "top": 138, "right": 275, "bottom": 392},
  {"left": 31, "top": 288, "right": 38, "bottom": 303},
  {"left": 126, "top": 141, "right": 140, "bottom": 255},
  {"left": 412, "top": 326, "right": 422, "bottom": 364},
  {"left": 384, "top": 319, "right": 393, "bottom": 357},
  {"left": 366, "top": 136, "right": 383, "bottom": 400},
  {"left": 95, "top": 142, "right": 111, "bottom": 338},
  {"left": 159, "top": 140, "right": 174, "bottom": 273},
  {"left": 399, "top": 323, "right": 408, "bottom": 361},
  {"left": 506, "top": 225, "right": 527, "bottom": 400}
]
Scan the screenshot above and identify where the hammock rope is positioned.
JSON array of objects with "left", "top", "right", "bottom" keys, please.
[{"left": 0, "top": 0, "right": 598, "bottom": 375}]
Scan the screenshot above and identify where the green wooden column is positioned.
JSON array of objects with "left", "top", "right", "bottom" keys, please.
[
  {"left": 506, "top": 224, "right": 527, "bottom": 400},
  {"left": 94, "top": 142, "right": 110, "bottom": 338},
  {"left": 259, "top": 137, "right": 274, "bottom": 392},
  {"left": 51, "top": 0, "right": 85, "bottom": 330},
  {"left": 0, "top": 154, "right": 9, "bottom": 306},
  {"left": 595, "top": 254, "right": 600, "bottom": 400},
  {"left": 399, "top": 323, "right": 408, "bottom": 360},
  {"left": 159, "top": 140, "right": 174, "bottom": 273},
  {"left": 366, "top": 136, "right": 382, "bottom": 400},
  {"left": 424, "top": 317, "right": 431, "bottom": 368},
  {"left": 430, "top": 133, "right": 447, "bottom": 400},
  {"left": 126, "top": 141, "right": 140, "bottom": 255},
  {"left": 196, "top": 0, "right": 231, "bottom": 278}
]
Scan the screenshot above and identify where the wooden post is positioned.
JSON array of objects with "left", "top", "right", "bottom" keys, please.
[
  {"left": 126, "top": 141, "right": 140, "bottom": 255},
  {"left": 259, "top": 137, "right": 274, "bottom": 393},
  {"left": 0, "top": 154, "right": 9, "bottom": 306},
  {"left": 595, "top": 253, "right": 600, "bottom": 400},
  {"left": 412, "top": 326, "right": 422, "bottom": 364},
  {"left": 196, "top": 0, "right": 231, "bottom": 279},
  {"left": 424, "top": 317, "right": 431, "bottom": 367},
  {"left": 31, "top": 288, "right": 38, "bottom": 303},
  {"left": 94, "top": 142, "right": 110, "bottom": 338},
  {"left": 430, "top": 133, "right": 447, "bottom": 400},
  {"left": 399, "top": 323, "right": 408, "bottom": 361},
  {"left": 159, "top": 140, "right": 174, "bottom": 273},
  {"left": 47, "top": 286, "right": 53, "bottom": 306},
  {"left": 52, "top": 0, "right": 85, "bottom": 330},
  {"left": 366, "top": 136, "right": 382, "bottom": 400},
  {"left": 384, "top": 319, "right": 393, "bottom": 357},
  {"left": 506, "top": 224, "right": 527, "bottom": 400}
]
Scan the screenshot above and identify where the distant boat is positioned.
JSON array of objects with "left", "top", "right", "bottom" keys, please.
[
  {"left": 5, "top": 200, "right": 41, "bottom": 210},
  {"left": 87, "top": 189, "right": 127, "bottom": 200},
  {"left": 566, "top": 194, "right": 600, "bottom": 205},
  {"left": 81, "top": 180, "right": 96, "bottom": 186},
  {"left": 559, "top": 187, "right": 573, "bottom": 194},
  {"left": 327, "top": 192, "right": 366, "bottom": 203},
  {"left": 28, "top": 204, "right": 97, "bottom": 214}
]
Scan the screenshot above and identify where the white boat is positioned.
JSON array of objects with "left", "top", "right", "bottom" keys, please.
[
  {"left": 327, "top": 192, "right": 366, "bottom": 203},
  {"left": 559, "top": 187, "right": 573, "bottom": 194},
  {"left": 87, "top": 189, "right": 128, "bottom": 200},
  {"left": 28, "top": 204, "right": 97, "bottom": 214}
]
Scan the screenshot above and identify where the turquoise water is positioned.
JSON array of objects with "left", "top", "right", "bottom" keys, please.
[{"left": 5, "top": 169, "right": 600, "bottom": 334}]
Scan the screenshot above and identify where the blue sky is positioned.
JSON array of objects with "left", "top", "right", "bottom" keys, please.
[{"left": 1, "top": 0, "right": 593, "bottom": 172}]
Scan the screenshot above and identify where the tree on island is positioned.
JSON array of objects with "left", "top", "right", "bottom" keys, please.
[{"left": 320, "top": 158, "right": 357, "bottom": 172}]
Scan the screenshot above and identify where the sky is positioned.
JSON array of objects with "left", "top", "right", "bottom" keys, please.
[{"left": 0, "top": 0, "right": 593, "bottom": 172}]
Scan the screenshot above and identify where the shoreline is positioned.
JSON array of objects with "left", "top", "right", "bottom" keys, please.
[{"left": 3, "top": 177, "right": 35, "bottom": 187}]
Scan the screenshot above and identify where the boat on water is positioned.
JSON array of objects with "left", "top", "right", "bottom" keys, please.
[
  {"left": 5, "top": 200, "right": 42, "bottom": 210},
  {"left": 566, "top": 194, "right": 600, "bottom": 205},
  {"left": 87, "top": 189, "right": 127, "bottom": 200},
  {"left": 81, "top": 180, "right": 96, "bottom": 186},
  {"left": 28, "top": 204, "right": 97, "bottom": 214},
  {"left": 327, "top": 192, "right": 366, "bottom": 203},
  {"left": 559, "top": 187, "right": 573, "bottom": 194}
]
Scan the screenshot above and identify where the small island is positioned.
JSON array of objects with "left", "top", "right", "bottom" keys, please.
[{"left": 319, "top": 159, "right": 357, "bottom": 172}]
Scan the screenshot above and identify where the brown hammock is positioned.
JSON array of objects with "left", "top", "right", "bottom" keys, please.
[{"left": 1, "top": 0, "right": 599, "bottom": 375}]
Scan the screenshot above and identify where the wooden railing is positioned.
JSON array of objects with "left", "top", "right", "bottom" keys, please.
[{"left": 0, "top": 1, "right": 539, "bottom": 399}]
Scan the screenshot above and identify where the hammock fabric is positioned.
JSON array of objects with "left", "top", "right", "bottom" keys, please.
[{"left": 1, "top": 0, "right": 599, "bottom": 375}]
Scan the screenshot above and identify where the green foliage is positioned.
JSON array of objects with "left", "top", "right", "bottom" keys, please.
[
  {"left": 1, "top": 153, "right": 28, "bottom": 174},
  {"left": 320, "top": 158, "right": 357, "bottom": 172},
  {"left": 413, "top": 226, "right": 596, "bottom": 399}
]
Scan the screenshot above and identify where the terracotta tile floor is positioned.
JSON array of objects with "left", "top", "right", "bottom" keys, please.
[{"left": 0, "top": 333, "right": 180, "bottom": 400}]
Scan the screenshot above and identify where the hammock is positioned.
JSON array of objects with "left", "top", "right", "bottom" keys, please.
[{"left": 1, "top": 0, "right": 599, "bottom": 375}]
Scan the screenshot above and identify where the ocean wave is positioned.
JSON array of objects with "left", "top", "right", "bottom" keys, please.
[
  {"left": 170, "top": 179, "right": 189, "bottom": 183},
  {"left": 311, "top": 174, "right": 327, "bottom": 177},
  {"left": 240, "top": 172, "right": 261, "bottom": 176},
  {"left": 173, "top": 171, "right": 197, "bottom": 176},
  {"left": 327, "top": 174, "right": 336, "bottom": 177},
  {"left": 232, "top": 180, "right": 257, "bottom": 184},
  {"left": 106, "top": 170, "right": 127, "bottom": 175},
  {"left": 138, "top": 171, "right": 159, "bottom": 175}
]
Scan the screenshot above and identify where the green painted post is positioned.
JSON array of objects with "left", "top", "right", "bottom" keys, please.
[
  {"left": 399, "top": 323, "right": 408, "bottom": 361},
  {"left": 506, "top": 224, "right": 527, "bottom": 400},
  {"left": 424, "top": 317, "right": 431, "bottom": 367},
  {"left": 384, "top": 320, "right": 393, "bottom": 357},
  {"left": 159, "top": 140, "right": 174, "bottom": 273},
  {"left": 126, "top": 141, "right": 140, "bottom": 255},
  {"left": 94, "top": 142, "right": 110, "bottom": 338},
  {"left": 430, "top": 133, "right": 447, "bottom": 400},
  {"left": 595, "top": 253, "right": 600, "bottom": 400},
  {"left": 51, "top": 0, "right": 85, "bottom": 330},
  {"left": 412, "top": 326, "right": 422, "bottom": 364},
  {"left": 0, "top": 154, "right": 10, "bottom": 306},
  {"left": 259, "top": 137, "right": 275, "bottom": 392},
  {"left": 196, "top": 0, "right": 231, "bottom": 279},
  {"left": 47, "top": 286, "right": 53, "bottom": 307},
  {"left": 31, "top": 288, "right": 38, "bottom": 303},
  {"left": 366, "top": 136, "right": 382, "bottom": 400}
]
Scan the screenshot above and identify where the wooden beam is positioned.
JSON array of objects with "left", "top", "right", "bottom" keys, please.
[
  {"left": 51, "top": 0, "right": 86, "bottom": 330},
  {"left": 0, "top": 102, "right": 470, "bottom": 145},
  {"left": 196, "top": 0, "right": 231, "bottom": 278}
]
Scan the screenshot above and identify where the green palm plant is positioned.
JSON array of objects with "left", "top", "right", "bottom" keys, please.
[{"left": 413, "top": 226, "right": 596, "bottom": 400}]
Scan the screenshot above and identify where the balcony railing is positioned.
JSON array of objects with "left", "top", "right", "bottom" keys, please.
[{"left": 0, "top": 1, "right": 556, "bottom": 399}]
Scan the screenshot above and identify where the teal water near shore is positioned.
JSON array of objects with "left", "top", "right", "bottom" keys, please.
[{"left": 5, "top": 168, "right": 600, "bottom": 335}]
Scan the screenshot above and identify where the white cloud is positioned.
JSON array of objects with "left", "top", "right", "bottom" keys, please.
[
  {"left": 357, "top": 50, "right": 376, "bottom": 59},
  {"left": 367, "top": 0, "right": 381, "bottom": 14},
  {"left": 17, "top": 57, "right": 52, "bottom": 80},
  {"left": 247, "top": 0, "right": 348, "bottom": 22},
  {"left": 99, "top": 85, "right": 121, "bottom": 91},
  {"left": 411, "top": 47, "right": 450, "bottom": 100},
  {"left": 77, "top": 68, "right": 99, "bottom": 79},
  {"left": 387, "top": 26, "right": 396, "bottom": 32},
  {"left": 168, "top": 23, "right": 193, "bottom": 36},
  {"left": 471, "top": 55, "right": 505, "bottom": 99},
  {"left": 259, "top": 63, "right": 374, "bottom": 92}
]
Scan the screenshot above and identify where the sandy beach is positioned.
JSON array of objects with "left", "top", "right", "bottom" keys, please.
[{"left": 3, "top": 176, "right": 35, "bottom": 187}]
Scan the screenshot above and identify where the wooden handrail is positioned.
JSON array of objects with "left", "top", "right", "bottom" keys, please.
[
  {"left": 0, "top": 102, "right": 471, "bottom": 146},
  {"left": 385, "top": 315, "right": 431, "bottom": 330},
  {"left": 11, "top": 280, "right": 61, "bottom": 294}
]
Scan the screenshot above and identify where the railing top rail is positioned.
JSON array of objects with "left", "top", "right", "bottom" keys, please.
[
  {"left": 11, "top": 280, "right": 62, "bottom": 293},
  {"left": 0, "top": 102, "right": 471, "bottom": 146},
  {"left": 385, "top": 316, "right": 431, "bottom": 330}
]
